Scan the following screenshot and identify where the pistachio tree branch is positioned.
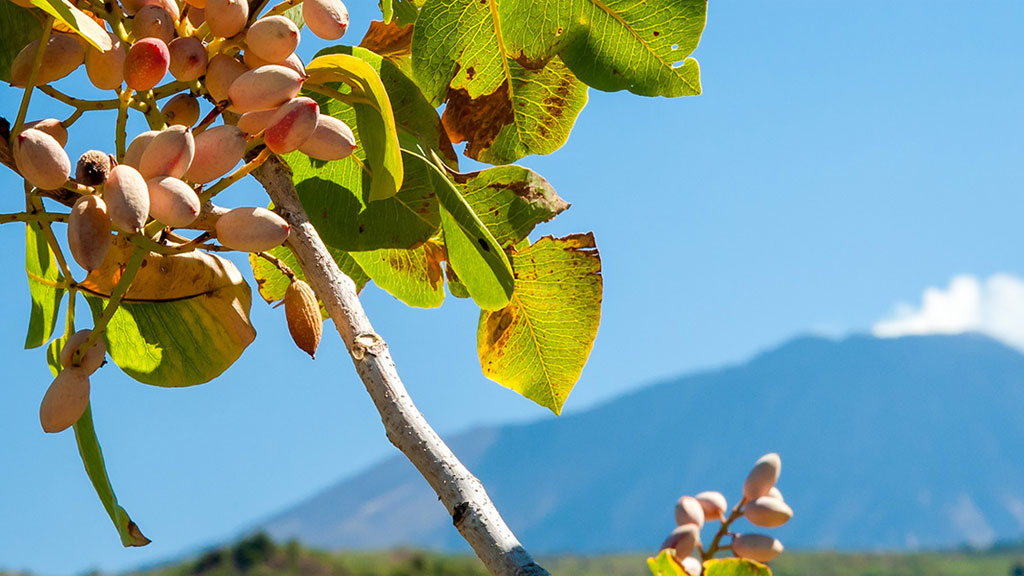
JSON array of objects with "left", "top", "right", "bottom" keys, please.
[{"left": 252, "top": 155, "right": 550, "bottom": 576}]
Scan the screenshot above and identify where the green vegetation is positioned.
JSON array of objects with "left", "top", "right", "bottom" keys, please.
[{"left": 6, "top": 534, "right": 1022, "bottom": 576}]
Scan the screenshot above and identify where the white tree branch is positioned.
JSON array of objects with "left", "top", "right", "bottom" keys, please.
[{"left": 253, "top": 156, "right": 551, "bottom": 576}]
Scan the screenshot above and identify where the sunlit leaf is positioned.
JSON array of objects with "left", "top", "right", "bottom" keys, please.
[
  {"left": 704, "top": 558, "right": 772, "bottom": 576},
  {"left": 29, "top": 0, "right": 111, "bottom": 51},
  {"left": 477, "top": 233, "right": 601, "bottom": 414},
  {"left": 500, "top": 0, "right": 706, "bottom": 97},
  {"left": 0, "top": 1, "right": 42, "bottom": 82},
  {"left": 379, "top": 0, "right": 393, "bottom": 23},
  {"left": 409, "top": 150, "right": 513, "bottom": 310},
  {"left": 291, "top": 149, "right": 440, "bottom": 251},
  {"left": 350, "top": 242, "right": 445, "bottom": 308},
  {"left": 306, "top": 53, "right": 403, "bottom": 201},
  {"left": 411, "top": 0, "right": 588, "bottom": 164},
  {"left": 74, "top": 405, "right": 150, "bottom": 547},
  {"left": 647, "top": 550, "right": 687, "bottom": 576},
  {"left": 454, "top": 164, "right": 568, "bottom": 248},
  {"left": 80, "top": 237, "right": 255, "bottom": 387},
  {"left": 24, "top": 222, "right": 64, "bottom": 349},
  {"left": 282, "top": 3, "right": 304, "bottom": 29},
  {"left": 392, "top": 0, "right": 423, "bottom": 26}
]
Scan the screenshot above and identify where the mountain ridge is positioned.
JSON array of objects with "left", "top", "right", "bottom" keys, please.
[{"left": 259, "top": 333, "right": 1024, "bottom": 553}]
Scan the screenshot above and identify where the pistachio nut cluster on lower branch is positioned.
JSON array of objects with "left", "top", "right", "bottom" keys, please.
[{"left": 653, "top": 453, "right": 793, "bottom": 576}]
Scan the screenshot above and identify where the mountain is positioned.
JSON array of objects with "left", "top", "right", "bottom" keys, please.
[{"left": 259, "top": 334, "right": 1024, "bottom": 553}]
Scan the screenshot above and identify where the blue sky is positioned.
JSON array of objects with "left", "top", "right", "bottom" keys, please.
[{"left": 3, "top": 2, "right": 1024, "bottom": 574}]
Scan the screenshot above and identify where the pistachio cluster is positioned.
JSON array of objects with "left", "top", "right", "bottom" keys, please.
[
  {"left": 661, "top": 453, "right": 793, "bottom": 575},
  {"left": 5, "top": 0, "right": 355, "bottom": 432}
]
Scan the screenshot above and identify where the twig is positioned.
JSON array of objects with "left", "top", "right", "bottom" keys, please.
[
  {"left": 256, "top": 250, "right": 295, "bottom": 279},
  {"left": 703, "top": 498, "right": 747, "bottom": 560},
  {"left": 72, "top": 245, "right": 146, "bottom": 365},
  {"left": 253, "top": 155, "right": 550, "bottom": 576},
  {"left": 12, "top": 16, "right": 55, "bottom": 139},
  {"left": 200, "top": 147, "right": 271, "bottom": 202}
]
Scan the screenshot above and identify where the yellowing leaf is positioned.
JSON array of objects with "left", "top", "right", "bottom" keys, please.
[
  {"left": 81, "top": 237, "right": 255, "bottom": 387},
  {"left": 647, "top": 550, "right": 687, "bottom": 576},
  {"left": 29, "top": 0, "right": 111, "bottom": 51},
  {"left": 704, "top": 558, "right": 772, "bottom": 576},
  {"left": 477, "top": 233, "right": 601, "bottom": 414},
  {"left": 350, "top": 242, "right": 446, "bottom": 308},
  {"left": 24, "top": 221, "right": 64, "bottom": 349},
  {"left": 306, "top": 53, "right": 404, "bottom": 201}
]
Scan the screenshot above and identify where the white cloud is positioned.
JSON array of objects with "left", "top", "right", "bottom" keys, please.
[{"left": 873, "top": 274, "right": 1024, "bottom": 351}]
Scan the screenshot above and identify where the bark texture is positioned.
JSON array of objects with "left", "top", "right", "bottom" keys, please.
[{"left": 253, "top": 156, "right": 550, "bottom": 576}]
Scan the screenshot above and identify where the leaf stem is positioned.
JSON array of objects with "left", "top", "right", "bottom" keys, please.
[
  {"left": 72, "top": 245, "right": 146, "bottom": 365},
  {"left": 12, "top": 16, "right": 55, "bottom": 141},
  {"left": 200, "top": 147, "right": 272, "bottom": 202},
  {"left": 37, "top": 85, "right": 122, "bottom": 111},
  {"left": 0, "top": 212, "right": 69, "bottom": 225},
  {"left": 256, "top": 250, "right": 295, "bottom": 280},
  {"left": 116, "top": 88, "right": 131, "bottom": 162}
]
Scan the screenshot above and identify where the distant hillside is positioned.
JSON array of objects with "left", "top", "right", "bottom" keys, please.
[
  {"left": 260, "top": 334, "right": 1024, "bottom": 553},
  {"left": 111, "top": 534, "right": 1024, "bottom": 576}
]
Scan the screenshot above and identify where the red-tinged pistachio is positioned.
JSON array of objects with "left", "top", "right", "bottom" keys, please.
[
  {"left": 744, "top": 496, "right": 793, "bottom": 528},
  {"left": 215, "top": 206, "right": 290, "bottom": 252},
  {"left": 68, "top": 195, "right": 112, "bottom": 272},
  {"left": 245, "top": 15, "right": 300, "bottom": 63},
  {"left": 11, "top": 35, "right": 84, "bottom": 87},
  {"left": 76, "top": 150, "right": 112, "bottom": 186},
  {"left": 125, "top": 37, "right": 170, "bottom": 91},
  {"left": 302, "top": 0, "right": 348, "bottom": 40},
  {"left": 674, "top": 496, "right": 705, "bottom": 529},
  {"left": 298, "top": 114, "right": 356, "bottom": 161},
  {"left": 263, "top": 96, "right": 319, "bottom": 154},
  {"left": 228, "top": 64, "right": 304, "bottom": 113},
  {"left": 205, "top": 0, "right": 248, "bottom": 38},
  {"left": 139, "top": 125, "right": 195, "bottom": 179},
  {"left": 185, "top": 124, "right": 246, "bottom": 183},
  {"left": 162, "top": 93, "right": 201, "bottom": 127},
  {"left": 695, "top": 491, "right": 728, "bottom": 522},
  {"left": 59, "top": 330, "right": 106, "bottom": 374},
  {"left": 743, "top": 453, "right": 781, "bottom": 501},
  {"left": 205, "top": 54, "right": 247, "bottom": 105},
  {"left": 147, "top": 176, "right": 200, "bottom": 227},
  {"left": 133, "top": 4, "right": 175, "bottom": 43},
  {"left": 732, "top": 534, "right": 784, "bottom": 563},
  {"left": 124, "top": 130, "right": 159, "bottom": 169},
  {"left": 168, "top": 37, "right": 208, "bottom": 81},
  {"left": 13, "top": 129, "right": 70, "bottom": 191},
  {"left": 39, "top": 367, "right": 90, "bottom": 434},
  {"left": 103, "top": 164, "right": 150, "bottom": 233},
  {"left": 25, "top": 118, "right": 68, "bottom": 147},
  {"left": 85, "top": 33, "right": 126, "bottom": 90},
  {"left": 285, "top": 279, "right": 322, "bottom": 358},
  {"left": 660, "top": 524, "right": 700, "bottom": 559}
]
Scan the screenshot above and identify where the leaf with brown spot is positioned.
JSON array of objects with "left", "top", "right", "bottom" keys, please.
[
  {"left": 81, "top": 236, "right": 255, "bottom": 387},
  {"left": 350, "top": 241, "right": 446, "bottom": 308},
  {"left": 359, "top": 19, "right": 414, "bottom": 75},
  {"left": 411, "top": 0, "right": 587, "bottom": 164},
  {"left": 477, "top": 233, "right": 601, "bottom": 414},
  {"left": 452, "top": 164, "right": 569, "bottom": 248}
]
